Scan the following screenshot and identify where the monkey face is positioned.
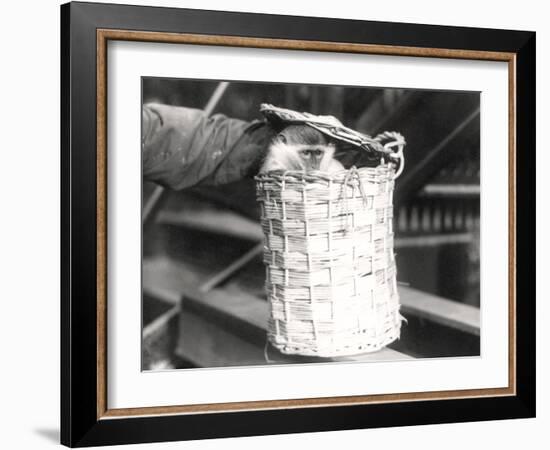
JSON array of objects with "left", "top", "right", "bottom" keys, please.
[
  {"left": 299, "top": 147, "right": 326, "bottom": 170},
  {"left": 260, "top": 126, "right": 341, "bottom": 174}
]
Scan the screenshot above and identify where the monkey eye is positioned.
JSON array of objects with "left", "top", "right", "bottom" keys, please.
[
  {"left": 312, "top": 149, "right": 323, "bottom": 157},
  {"left": 301, "top": 150, "right": 311, "bottom": 158}
]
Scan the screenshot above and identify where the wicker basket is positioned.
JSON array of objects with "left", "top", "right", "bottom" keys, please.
[{"left": 255, "top": 164, "right": 404, "bottom": 357}]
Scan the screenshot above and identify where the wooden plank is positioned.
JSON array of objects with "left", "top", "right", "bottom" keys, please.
[
  {"left": 177, "top": 283, "right": 412, "bottom": 366},
  {"left": 143, "top": 255, "right": 480, "bottom": 338},
  {"left": 189, "top": 180, "right": 260, "bottom": 221},
  {"left": 199, "top": 243, "right": 264, "bottom": 293},
  {"left": 178, "top": 308, "right": 271, "bottom": 367},
  {"left": 143, "top": 305, "right": 180, "bottom": 340},
  {"left": 142, "top": 305, "right": 180, "bottom": 370},
  {"left": 399, "top": 285, "right": 480, "bottom": 336},
  {"left": 143, "top": 256, "right": 411, "bottom": 366},
  {"left": 143, "top": 246, "right": 480, "bottom": 363},
  {"left": 394, "top": 233, "right": 473, "bottom": 248},
  {"left": 178, "top": 307, "right": 411, "bottom": 368},
  {"left": 142, "top": 184, "right": 166, "bottom": 224},
  {"left": 420, "top": 184, "right": 480, "bottom": 197},
  {"left": 156, "top": 208, "right": 263, "bottom": 242},
  {"left": 141, "top": 254, "right": 480, "bottom": 363},
  {"left": 143, "top": 257, "right": 207, "bottom": 306}
]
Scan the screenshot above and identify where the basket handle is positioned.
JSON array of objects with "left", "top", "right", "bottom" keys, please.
[{"left": 374, "top": 131, "right": 406, "bottom": 179}]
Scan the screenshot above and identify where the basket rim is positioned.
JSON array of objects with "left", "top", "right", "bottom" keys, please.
[{"left": 255, "top": 164, "right": 396, "bottom": 183}]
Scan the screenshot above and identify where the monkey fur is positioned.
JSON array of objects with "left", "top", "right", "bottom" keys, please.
[{"left": 260, "top": 125, "right": 345, "bottom": 174}]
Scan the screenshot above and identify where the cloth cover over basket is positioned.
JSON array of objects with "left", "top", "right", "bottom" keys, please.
[{"left": 255, "top": 104, "right": 405, "bottom": 357}]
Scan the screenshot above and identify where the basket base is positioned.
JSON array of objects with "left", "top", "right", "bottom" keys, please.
[{"left": 269, "top": 328, "right": 401, "bottom": 358}]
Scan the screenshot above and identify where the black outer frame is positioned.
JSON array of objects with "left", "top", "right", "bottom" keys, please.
[{"left": 60, "top": 1, "right": 536, "bottom": 447}]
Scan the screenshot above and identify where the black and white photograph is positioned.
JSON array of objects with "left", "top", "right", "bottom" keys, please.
[{"left": 141, "top": 78, "right": 481, "bottom": 370}]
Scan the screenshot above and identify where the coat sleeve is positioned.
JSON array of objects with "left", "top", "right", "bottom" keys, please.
[{"left": 142, "top": 103, "right": 274, "bottom": 190}]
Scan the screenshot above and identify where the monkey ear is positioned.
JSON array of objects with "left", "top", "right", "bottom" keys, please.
[{"left": 276, "top": 133, "right": 288, "bottom": 144}]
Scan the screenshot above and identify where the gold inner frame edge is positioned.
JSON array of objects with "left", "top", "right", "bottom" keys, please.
[{"left": 95, "top": 29, "right": 517, "bottom": 420}]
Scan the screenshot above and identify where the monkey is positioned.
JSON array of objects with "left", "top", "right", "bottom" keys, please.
[{"left": 260, "top": 124, "right": 345, "bottom": 174}]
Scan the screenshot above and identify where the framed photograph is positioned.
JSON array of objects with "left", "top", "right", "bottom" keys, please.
[{"left": 61, "top": 1, "right": 535, "bottom": 447}]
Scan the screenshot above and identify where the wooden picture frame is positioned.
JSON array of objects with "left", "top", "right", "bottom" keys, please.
[{"left": 61, "top": 1, "right": 535, "bottom": 446}]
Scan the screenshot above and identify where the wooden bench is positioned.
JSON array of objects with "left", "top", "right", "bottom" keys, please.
[{"left": 143, "top": 254, "right": 480, "bottom": 370}]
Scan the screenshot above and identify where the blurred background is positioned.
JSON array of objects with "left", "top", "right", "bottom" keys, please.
[{"left": 142, "top": 78, "right": 481, "bottom": 370}]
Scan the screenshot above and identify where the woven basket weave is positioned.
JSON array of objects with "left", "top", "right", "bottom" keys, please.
[{"left": 255, "top": 165, "right": 403, "bottom": 357}]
